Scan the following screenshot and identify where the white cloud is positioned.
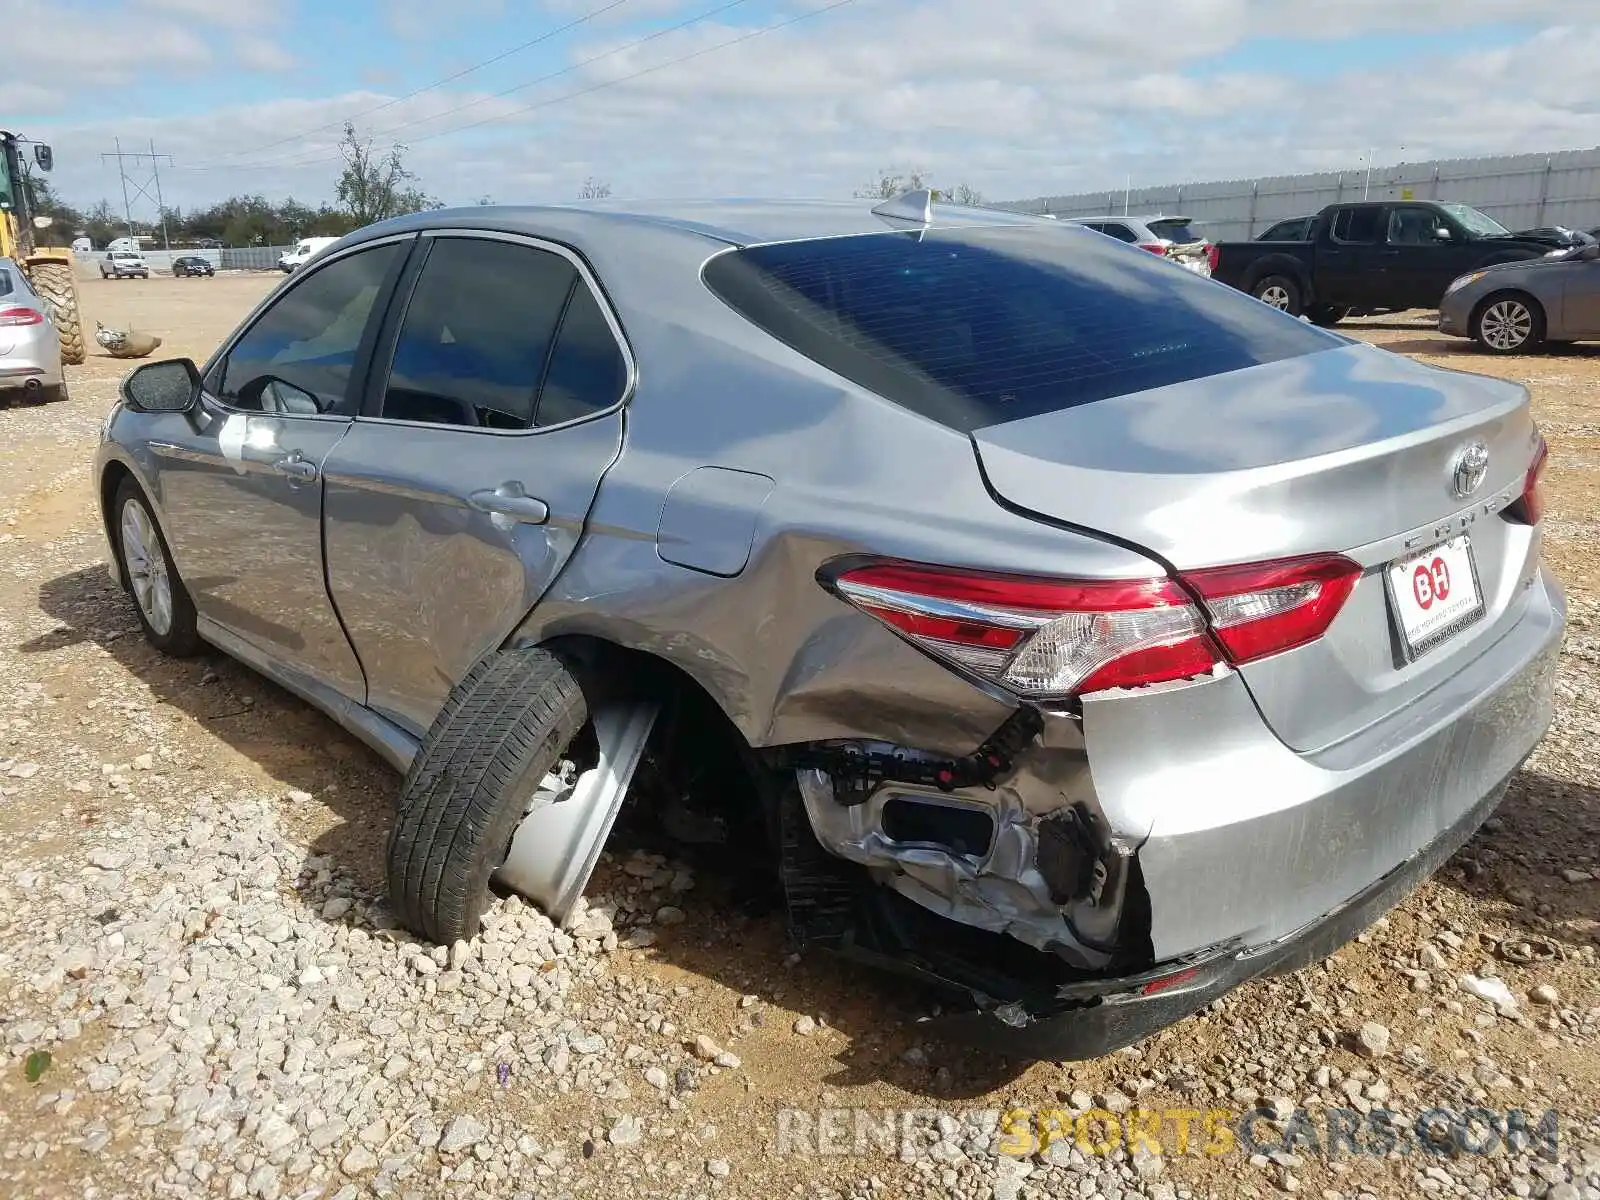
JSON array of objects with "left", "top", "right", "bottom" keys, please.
[
  {"left": 137, "top": 0, "right": 285, "bottom": 27},
  {"left": 18, "top": 4, "right": 1600, "bottom": 217},
  {"left": 235, "top": 37, "right": 296, "bottom": 73}
]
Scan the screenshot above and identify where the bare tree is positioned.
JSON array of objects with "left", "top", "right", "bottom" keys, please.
[
  {"left": 579, "top": 177, "right": 612, "bottom": 200},
  {"left": 335, "top": 122, "right": 441, "bottom": 227},
  {"left": 945, "top": 183, "right": 984, "bottom": 207},
  {"left": 854, "top": 168, "right": 930, "bottom": 200}
]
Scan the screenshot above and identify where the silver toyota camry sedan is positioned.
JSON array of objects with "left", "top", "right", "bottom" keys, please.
[{"left": 93, "top": 193, "right": 1563, "bottom": 1058}]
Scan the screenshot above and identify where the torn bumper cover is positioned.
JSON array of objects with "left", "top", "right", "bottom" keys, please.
[{"left": 789, "top": 568, "right": 1564, "bottom": 1058}]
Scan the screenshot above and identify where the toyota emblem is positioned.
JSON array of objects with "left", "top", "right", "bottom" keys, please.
[{"left": 1451, "top": 441, "right": 1490, "bottom": 499}]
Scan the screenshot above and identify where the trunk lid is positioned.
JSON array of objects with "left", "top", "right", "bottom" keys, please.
[{"left": 972, "top": 342, "right": 1543, "bottom": 752}]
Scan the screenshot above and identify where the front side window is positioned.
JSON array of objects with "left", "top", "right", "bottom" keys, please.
[
  {"left": 218, "top": 242, "right": 401, "bottom": 414},
  {"left": 1387, "top": 207, "right": 1450, "bottom": 245},
  {"left": 380, "top": 238, "right": 578, "bottom": 430}
]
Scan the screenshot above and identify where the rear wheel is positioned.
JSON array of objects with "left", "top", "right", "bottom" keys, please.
[
  {"left": 1307, "top": 304, "right": 1350, "bottom": 327},
  {"left": 1472, "top": 293, "right": 1545, "bottom": 355},
  {"left": 42, "top": 381, "right": 69, "bottom": 405},
  {"left": 386, "top": 649, "right": 589, "bottom": 944},
  {"left": 1252, "top": 274, "right": 1303, "bottom": 316},
  {"left": 112, "top": 477, "right": 202, "bottom": 657}
]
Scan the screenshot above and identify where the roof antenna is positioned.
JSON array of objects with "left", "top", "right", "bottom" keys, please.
[{"left": 871, "top": 187, "right": 934, "bottom": 224}]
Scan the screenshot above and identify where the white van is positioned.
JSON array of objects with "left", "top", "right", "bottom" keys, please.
[{"left": 277, "top": 236, "right": 340, "bottom": 273}]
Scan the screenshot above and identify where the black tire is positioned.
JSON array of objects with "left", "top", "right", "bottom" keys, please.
[
  {"left": 1252, "top": 273, "right": 1303, "bottom": 316},
  {"left": 386, "top": 649, "right": 589, "bottom": 944},
  {"left": 42, "top": 381, "right": 69, "bottom": 404},
  {"left": 111, "top": 476, "right": 202, "bottom": 657},
  {"left": 1471, "top": 292, "right": 1545, "bottom": 355},
  {"left": 1308, "top": 304, "right": 1350, "bottom": 327}
]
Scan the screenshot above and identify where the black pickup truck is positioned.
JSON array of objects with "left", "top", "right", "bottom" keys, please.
[{"left": 1211, "top": 200, "right": 1562, "bottom": 324}]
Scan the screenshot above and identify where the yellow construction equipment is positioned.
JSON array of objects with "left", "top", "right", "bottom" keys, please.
[{"left": 0, "top": 130, "right": 85, "bottom": 365}]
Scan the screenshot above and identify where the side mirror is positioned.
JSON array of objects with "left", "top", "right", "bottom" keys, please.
[
  {"left": 32, "top": 143, "right": 52, "bottom": 172},
  {"left": 122, "top": 359, "right": 201, "bottom": 414},
  {"left": 1433, "top": 226, "right": 1453, "bottom": 241},
  {"left": 1580, "top": 243, "right": 1600, "bottom": 262}
]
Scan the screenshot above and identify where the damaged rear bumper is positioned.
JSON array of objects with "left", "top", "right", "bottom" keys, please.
[
  {"left": 792, "top": 567, "right": 1564, "bottom": 1056},
  {"left": 940, "top": 771, "right": 1516, "bottom": 1058}
]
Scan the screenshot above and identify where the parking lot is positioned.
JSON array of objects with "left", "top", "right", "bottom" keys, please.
[{"left": 0, "top": 273, "right": 1597, "bottom": 1200}]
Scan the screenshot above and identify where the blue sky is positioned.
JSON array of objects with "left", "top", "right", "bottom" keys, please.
[{"left": 12, "top": 1, "right": 1600, "bottom": 214}]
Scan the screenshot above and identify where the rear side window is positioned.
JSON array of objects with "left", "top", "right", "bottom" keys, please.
[
  {"left": 703, "top": 226, "right": 1341, "bottom": 433},
  {"left": 1332, "top": 208, "right": 1382, "bottom": 244},
  {"left": 0, "top": 271, "right": 12, "bottom": 298},
  {"left": 1099, "top": 223, "right": 1138, "bottom": 243}
]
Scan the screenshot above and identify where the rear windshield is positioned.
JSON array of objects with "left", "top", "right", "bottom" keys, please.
[
  {"left": 702, "top": 225, "right": 1341, "bottom": 432},
  {"left": 1145, "top": 218, "right": 1202, "bottom": 244}
]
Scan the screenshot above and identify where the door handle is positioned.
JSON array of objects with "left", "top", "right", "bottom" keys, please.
[
  {"left": 273, "top": 453, "right": 318, "bottom": 481},
  {"left": 468, "top": 485, "right": 549, "bottom": 525}
]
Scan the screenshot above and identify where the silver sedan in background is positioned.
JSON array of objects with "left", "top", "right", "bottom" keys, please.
[
  {"left": 1439, "top": 240, "right": 1600, "bottom": 353},
  {"left": 0, "top": 259, "right": 67, "bottom": 404},
  {"left": 93, "top": 196, "right": 1562, "bottom": 1057}
]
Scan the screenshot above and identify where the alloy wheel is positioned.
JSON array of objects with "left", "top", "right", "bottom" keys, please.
[
  {"left": 1480, "top": 300, "right": 1533, "bottom": 351},
  {"left": 120, "top": 499, "right": 173, "bottom": 636}
]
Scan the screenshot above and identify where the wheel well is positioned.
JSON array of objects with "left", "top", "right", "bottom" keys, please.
[
  {"left": 100, "top": 461, "right": 134, "bottom": 587},
  {"left": 534, "top": 633, "right": 775, "bottom": 856}
]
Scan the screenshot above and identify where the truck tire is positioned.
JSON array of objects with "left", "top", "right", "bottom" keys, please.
[
  {"left": 1307, "top": 304, "right": 1350, "bottom": 327},
  {"left": 27, "top": 260, "right": 87, "bottom": 365},
  {"left": 1252, "top": 274, "right": 1303, "bottom": 316},
  {"left": 386, "top": 649, "right": 589, "bottom": 945},
  {"left": 1471, "top": 292, "right": 1545, "bottom": 355}
]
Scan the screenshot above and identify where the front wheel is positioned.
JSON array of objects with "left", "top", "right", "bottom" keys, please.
[
  {"left": 1472, "top": 294, "right": 1545, "bottom": 355},
  {"left": 1252, "top": 274, "right": 1303, "bottom": 316},
  {"left": 112, "top": 477, "right": 202, "bottom": 657}
]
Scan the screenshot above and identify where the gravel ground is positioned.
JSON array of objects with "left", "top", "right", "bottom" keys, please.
[{"left": 0, "top": 281, "right": 1597, "bottom": 1200}]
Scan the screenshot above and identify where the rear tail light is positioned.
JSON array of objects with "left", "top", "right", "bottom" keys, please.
[
  {"left": 1206, "top": 243, "right": 1221, "bottom": 273},
  {"left": 1508, "top": 434, "right": 1549, "bottom": 526},
  {"left": 0, "top": 307, "right": 42, "bottom": 326},
  {"left": 1182, "top": 554, "right": 1361, "bottom": 663},
  {"left": 1136, "top": 242, "right": 1168, "bottom": 256},
  {"left": 826, "top": 552, "right": 1361, "bottom": 701}
]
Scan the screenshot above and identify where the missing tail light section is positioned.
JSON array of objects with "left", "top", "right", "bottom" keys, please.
[
  {"left": 1506, "top": 432, "right": 1549, "bottom": 526},
  {"left": 880, "top": 794, "right": 995, "bottom": 858}
]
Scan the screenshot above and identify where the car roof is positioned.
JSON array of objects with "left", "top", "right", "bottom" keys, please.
[
  {"left": 1070, "top": 215, "right": 1193, "bottom": 224},
  {"left": 343, "top": 197, "right": 1053, "bottom": 251}
]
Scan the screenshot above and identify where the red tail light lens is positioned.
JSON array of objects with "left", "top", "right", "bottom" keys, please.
[
  {"left": 1182, "top": 554, "right": 1362, "bottom": 664},
  {"left": 1206, "top": 243, "right": 1221, "bottom": 273},
  {"left": 0, "top": 307, "right": 42, "bottom": 326},
  {"left": 829, "top": 562, "right": 1220, "bottom": 699},
  {"left": 1509, "top": 434, "right": 1549, "bottom": 526},
  {"left": 828, "top": 553, "right": 1363, "bottom": 700},
  {"left": 1136, "top": 242, "right": 1168, "bottom": 256}
]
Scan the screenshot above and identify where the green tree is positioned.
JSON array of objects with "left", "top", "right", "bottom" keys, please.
[{"left": 334, "top": 122, "right": 441, "bottom": 228}]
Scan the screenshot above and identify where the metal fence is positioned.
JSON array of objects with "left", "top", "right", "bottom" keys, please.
[
  {"left": 71, "top": 245, "right": 294, "bottom": 276},
  {"left": 997, "top": 147, "right": 1600, "bottom": 242}
]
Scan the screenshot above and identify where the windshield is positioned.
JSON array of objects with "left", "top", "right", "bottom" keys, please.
[{"left": 1438, "top": 203, "right": 1510, "bottom": 239}]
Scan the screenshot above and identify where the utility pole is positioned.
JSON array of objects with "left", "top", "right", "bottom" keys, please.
[{"left": 101, "top": 139, "right": 175, "bottom": 249}]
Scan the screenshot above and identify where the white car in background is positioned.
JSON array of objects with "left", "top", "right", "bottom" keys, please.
[
  {"left": 1064, "top": 214, "right": 1215, "bottom": 275},
  {"left": 277, "top": 236, "right": 340, "bottom": 273}
]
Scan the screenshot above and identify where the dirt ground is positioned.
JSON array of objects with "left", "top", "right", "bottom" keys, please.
[{"left": 0, "top": 275, "right": 1597, "bottom": 1200}]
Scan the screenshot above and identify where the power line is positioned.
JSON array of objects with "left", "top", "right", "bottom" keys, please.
[
  {"left": 206, "top": 0, "right": 855, "bottom": 178},
  {"left": 188, "top": 0, "right": 635, "bottom": 167},
  {"left": 193, "top": 0, "right": 757, "bottom": 175}
]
